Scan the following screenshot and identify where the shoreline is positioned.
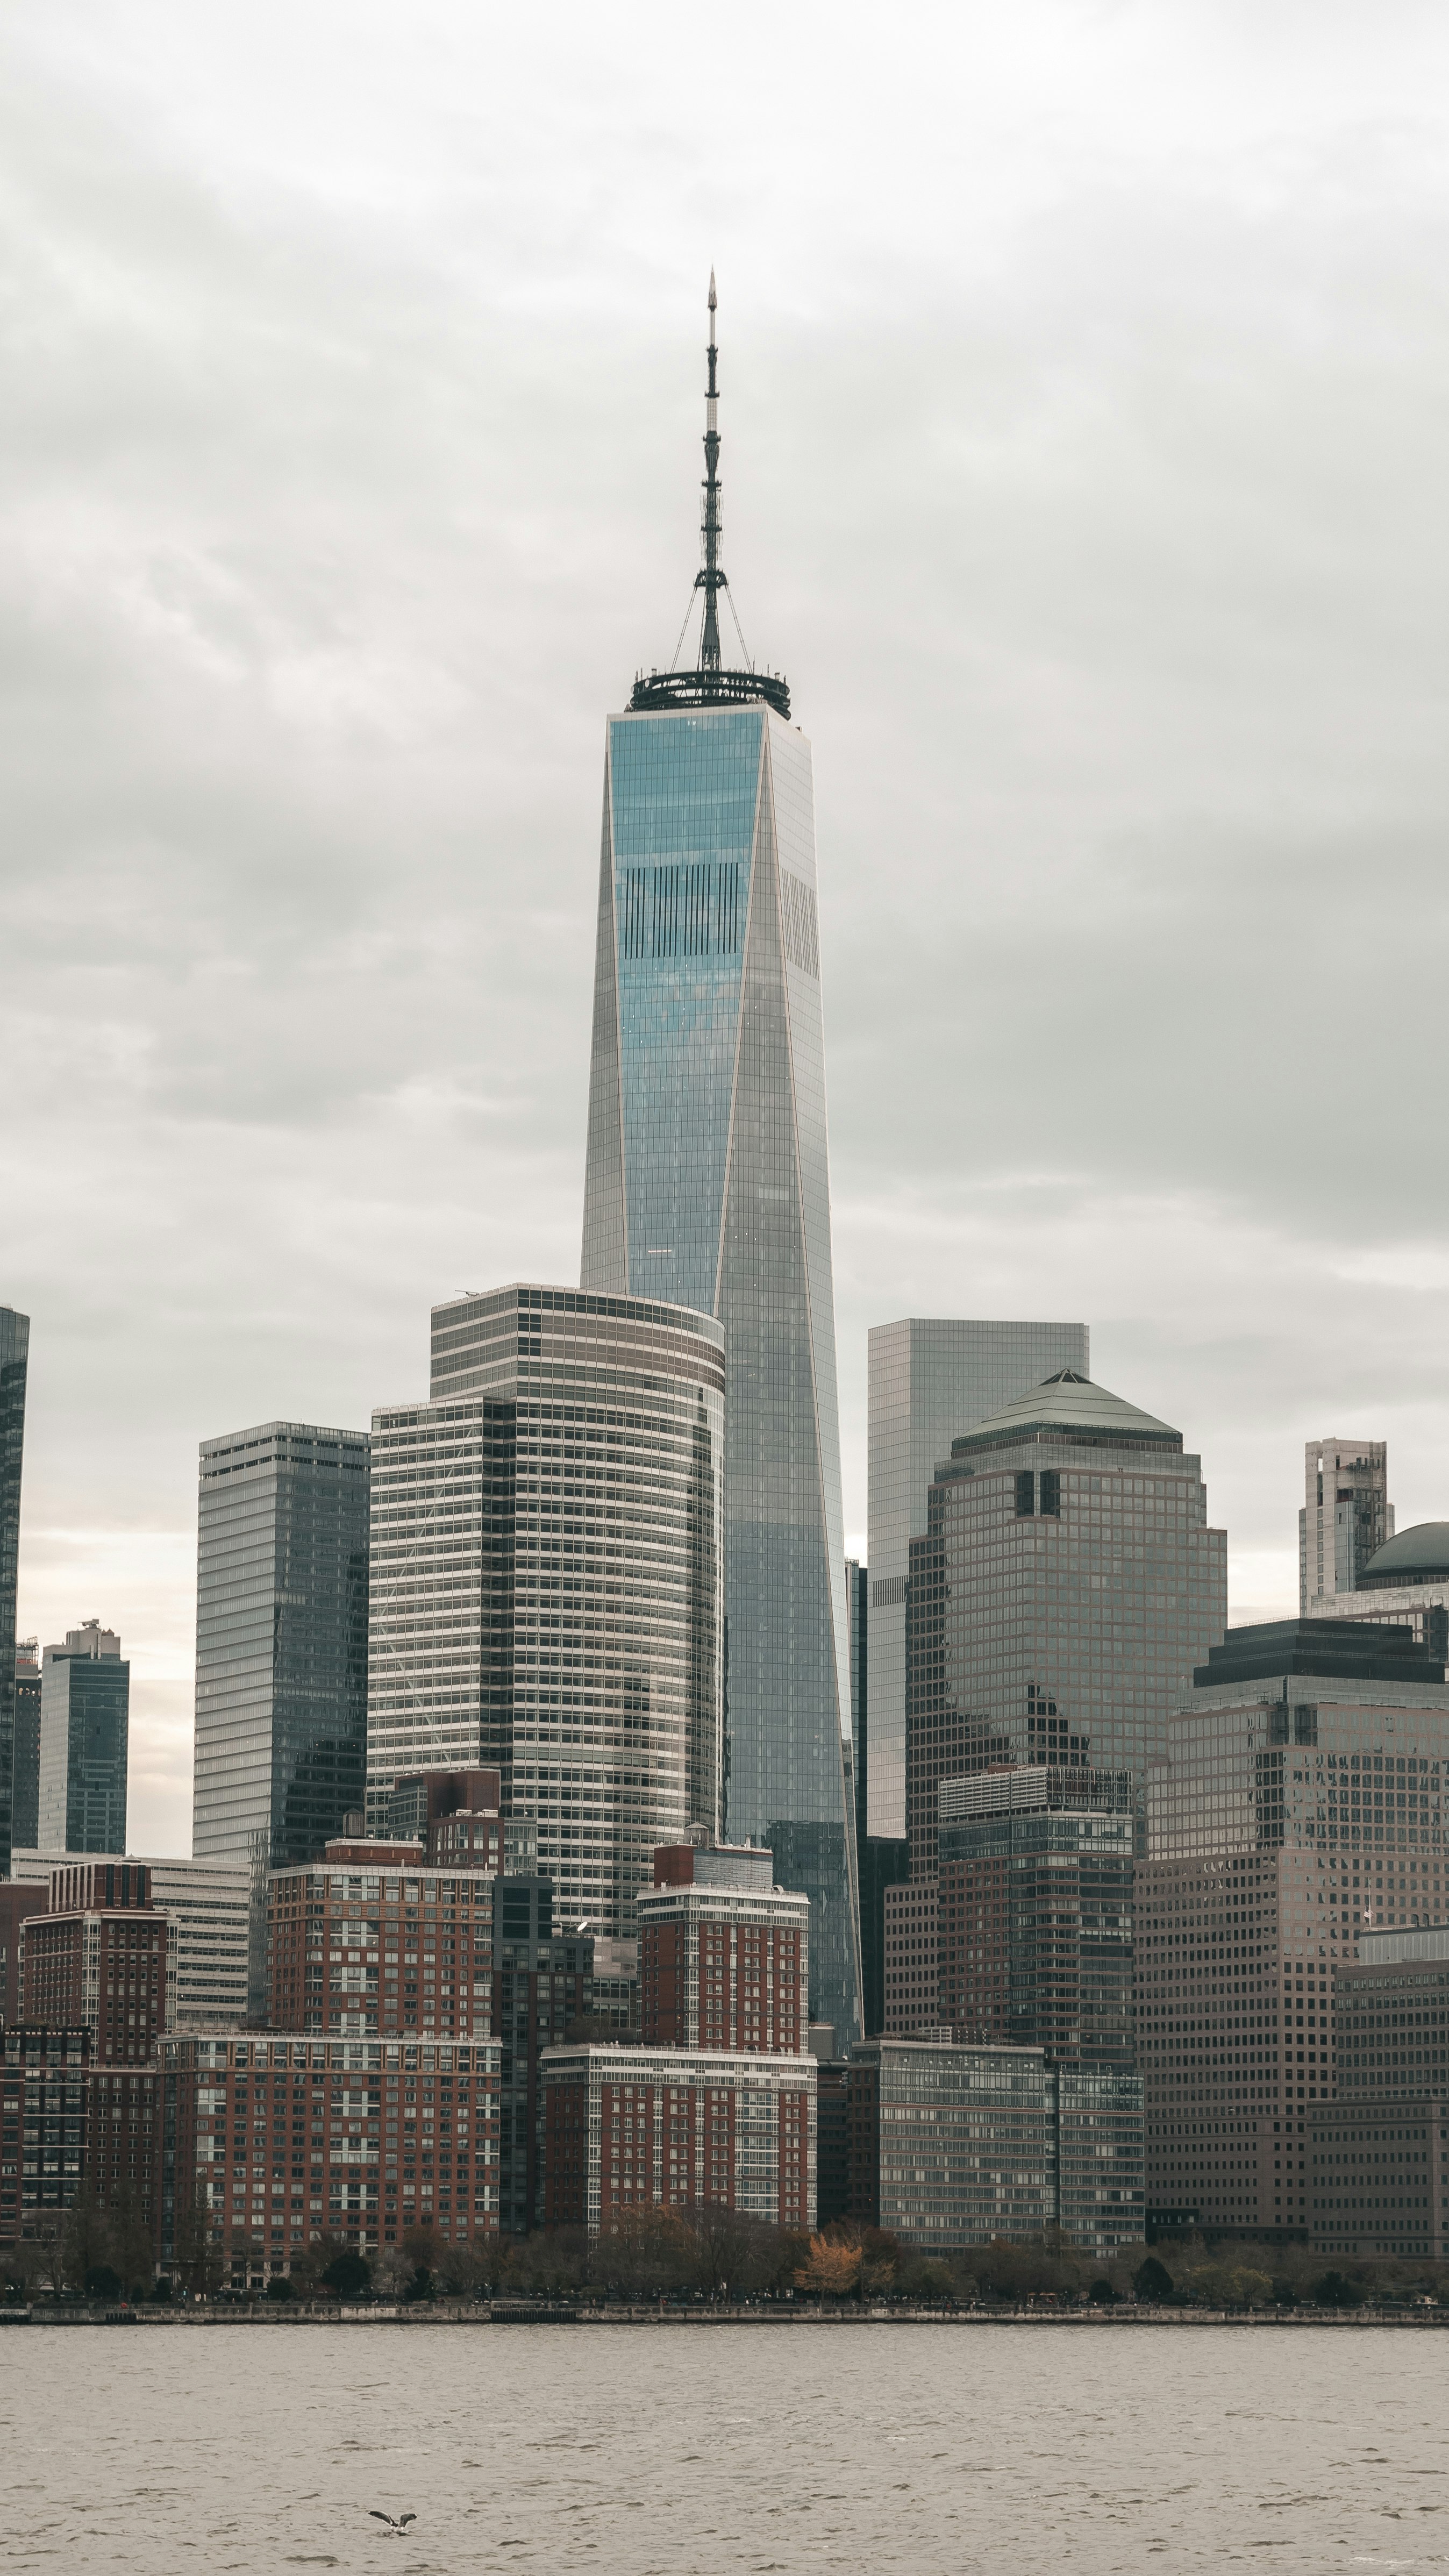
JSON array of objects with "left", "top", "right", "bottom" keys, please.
[{"left": 4, "top": 2301, "right": 1445, "bottom": 2329}]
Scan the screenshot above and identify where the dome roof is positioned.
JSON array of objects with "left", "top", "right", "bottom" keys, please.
[
  {"left": 951, "top": 1367, "right": 1182, "bottom": 1457},
  {"left": 1361, "top": 1522, "right": 1449, "bottom": 1587}
]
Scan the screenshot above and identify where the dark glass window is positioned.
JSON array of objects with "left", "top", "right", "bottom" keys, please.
[{"left": 1015, "top": 1472, "right": 1036, "bottom": 1519}]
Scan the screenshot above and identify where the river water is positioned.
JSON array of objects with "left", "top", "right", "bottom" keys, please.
[{"left": 3, "top": 2323, "right": 1445, "bottom": 2573}]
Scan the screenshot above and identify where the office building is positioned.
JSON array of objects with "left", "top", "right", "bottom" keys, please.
[
  {"left": 847, "top": 2037, "right": 1057, "bottom": 2250},
  {"left": 1140, "top": 1617, "right": 1449, "bottom": 2242},
  {"left": 934, "top": 1765, "right": 1141, "bottom": 2254},
  {"left": 867, "top": 1319, "right": 1090, "bottom": 1844},
  {"left": 160, "top": 2030, "right": 502, "bottom": 2275},
  {"left": 577, "top": 289, "right": 859, "bottom": 2043},
  {"left": 846, "top": 1554, "right": 909, "bottom": 2037},
  {"left": 11, "top": 1640, "right": 39, "bottom": 1851},
  {"left": 882, "top": 1877, "right": 939, "bottom": 2034},
  {"left": 0, "top": 1307, "right": 27, "bottom": 1881},
  {"left": 1309, "top": 1522, "right": 1449, "bottom": 1664},
  {"left": 1332, "top": 1921, "right": 1449, "bottom": 2101},
  {"left": 37, "top": 1622, "right": 130, "bottom": 1853},
  {"left": 21, "top": 1864, "right": 172, "bottom": 2065},
  {"left": 192, "top": 1421, "right": 370, "bottom": 1873},
  {"left": 1308, "top": 2097, "right": 1447, "bottom": 2261},
  {"left": 1301, "top": 1437, "right": 1392, "bottom": 1611},
  {"left": 541, "top": 2040, "right": 815, "bottom": 2235},
  {"left": 368, "top": 1283, "right": 725, "bottom": 1944},
  {"left": 906, "top": 1370, "right": 1226, "bottom": 1825},
  {"left": 11, "top": 1848, "right": 249, "bottom": 2029},
  {"left": 639, "top": 1844, "right": 809, "bottom": 2054},
  {"left": 1, "top": 2026, "right": 158, "bottom": 2264},
  {"left": 489, "top": 1877, "right": 637, "bottom": 2235}
]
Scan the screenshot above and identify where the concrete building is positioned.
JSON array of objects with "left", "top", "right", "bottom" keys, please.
[
  {"left": 160, "top": 2029, "right": 502, "bottom": 2277},
  {"left": 639, "top": 1844, "right": 808, "bottom": 2056},
  {"left": 1301, "top": 1437, "right": 1392, "bottom": 1612},
  {"left": 882, "top": 1878, "right": 939, "bottom": 2035},
  {"left": 12, "top": 1849, "right": 250, "bottom": 2030},
  {"left": 541, "top": 2040, "right": 815, "bottom": 2235},
  {"left": 1332, "top": 1921, "right": 1449, "bottom": 2102},
  {"left": 192, "top": 1421, "right": 371, "bottom": 1873},
  {"left": 1308, "top": 2096, "right": 1447, "bottom": 2262},
  {"left": 38, "top": 1622, "right": 129, "bottom": 1854},
  {"left": 1140, "top": 1617, "right": 1449, "bottom": 2243},
  {"left": 20, "top": 1864, "right": 173, "bottom": 2066},
  {"left": 0, "top": 1307, "right": 28, "bottom": 1881},
  {"left": 847, "top": 2036, "right": 1057, "bottom": 2251},
  {"left": 1308, "top": 1522, "right": 1449, "bottom": 1665},
  {"left": 935, "top": 1765, "right": 1141, "bottom": 2257},
  {"left": 906, "top": 1369, "right": 1226, "bottom": 1819},
  {"left": 866, "top": 1319, "right": 1090, "bottom": 1845},
  {"left": 368, "top": 1284, "right": 725, "bottom": 1949},
  {"left": 11, "top": 1640, "right": 39, "bottom": 1852}
]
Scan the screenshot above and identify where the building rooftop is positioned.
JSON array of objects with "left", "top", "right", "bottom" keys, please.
[
  {"left": 949, "top": 1367, "right": 1182, "bottom": 1459},
  {"left": 1361, "top": 1522, "right": 1449, "bottom": 1588},
  {"left": 1194, "top": 1617, "right": 1445, "bottom": 1690}
]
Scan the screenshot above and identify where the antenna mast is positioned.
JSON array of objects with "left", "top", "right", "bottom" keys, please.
[{"left": 698, "top": 270, "right": 724, "bottom": 672}]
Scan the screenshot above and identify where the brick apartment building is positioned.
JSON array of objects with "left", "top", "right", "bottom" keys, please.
[
  {"left": 639, "top": 1845, "right": 808, "bottom": 2053},
  {"left": 20, "top": 1864, "right": 172, "bottom": 2065},
  {"left": 161, "top": 2030, "right": 502, "bottom": 2277},
  {"left": 0, "top": 1879, "right": 44, "bottom": 2023},
  {"left": 541, "top": 2043, "right": 815, "bottom": 2236},
  {"left": 0, "top": 2024, "right": 158, "bottom": 2261}
]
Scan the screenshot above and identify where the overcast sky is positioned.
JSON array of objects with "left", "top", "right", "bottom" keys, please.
[{"left": 5, "top": 2, "right": 1449, "bottom": 1852}]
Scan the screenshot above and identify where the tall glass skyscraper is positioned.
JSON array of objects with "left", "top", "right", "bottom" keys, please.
[
  {"left": 866, "top": 1318, "right": 1089, "bottom": 1843},
  {"left": 38, "top": 1620, "right": 130, "bottom": 1853},
  {"left": 192, "top": 1421, "right": 371, "bottom": 1871},
  {"left": 579, "top": 284, "right": 859, "bottom": 2036},
  {"left": 0, "top": 1307, "right": 29, "bottom": 1879}
]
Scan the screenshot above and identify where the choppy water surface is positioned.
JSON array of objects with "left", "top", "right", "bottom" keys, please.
[{"left": 3, "top": 2323, "right": 1446, "bottom": 2573}]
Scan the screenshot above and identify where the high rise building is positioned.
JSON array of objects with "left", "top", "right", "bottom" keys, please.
[
  {"left": 37, "top": 1621, "right": 130, "bottom": 1853},
  {"left": 1139, "top": 1616, "right": 1449, "bottom": 2243},
  {"left": 578, "top": 284, "right": 859, "bottom": 2041},
  {"left": 847, "top": 1554, "right": 910, "bottom": 2037},
  {"left": 639, "top": 1843, "right": 809, "bottom": 2055},
  {"left": 21, "top": 1863, "right": 172, "bottom": 2065},
  {"left": 0, "top": 1878, "right": 45, "bottom": 2023},
  {"left": 847, "top": 2037, "right": 1058, "bottom": 2250},
  {"left": 367, "top": 1283, "right": 724, "bottom": 1944},
  {"left": 1301, "top": 1437, "right": 1392, "bottom": 1611},
  {"left": 12, "top": 1847, "right": 250, "bottom": 2030},
  {"left": 11, "top": 1639, "right": 40, "bottom": 1851},
  {"left": 541, "top": 2039, "right": 816, "bottom": 2236},
  {"left": 934, "top": 1765, "right": 1142, "bottom": 2254},
  {"left": 867, "top": 1319, "right": 1090, "bottom": 1844},
  {"left": 192, "top": 1422, "right": 370, "bottom": 1872},
  {"left": 1, "top": 2026, "right": 159, "bottom": 2271},
  {"left": 0, "top": 1307, "right": 29, "bottom": 1880},
  {"left": 1307, "top": 1521, "right": 1449, "bottom": 1664},
  {"left": 906, "top": 1370, "right": 1227, "bottom": 1809}
]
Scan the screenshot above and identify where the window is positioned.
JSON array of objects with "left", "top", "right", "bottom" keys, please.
[{"left": 1015, "top": 1472, "right": 1035, "bottom": 1519}]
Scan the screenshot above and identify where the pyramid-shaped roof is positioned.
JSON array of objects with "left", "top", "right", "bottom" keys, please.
[{"left": 950, "top": 1367, "right": 1182, "bottom": 1457}]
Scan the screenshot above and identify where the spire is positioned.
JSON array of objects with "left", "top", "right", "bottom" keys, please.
[
  {"left": 698, "top": 269, "right": 724, "bottom": 673},
  {"left": 629, "top": 274, "right": 790, "bottom": 719}
]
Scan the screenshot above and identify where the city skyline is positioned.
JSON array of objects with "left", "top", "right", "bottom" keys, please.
[{"left": 6, "top": 12, "right": 1449, "bottom": 1855}]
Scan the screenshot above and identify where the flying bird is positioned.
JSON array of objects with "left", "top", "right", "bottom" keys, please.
[{"left": 369, "top": 2511, "right": 416, "bottom": 2531}]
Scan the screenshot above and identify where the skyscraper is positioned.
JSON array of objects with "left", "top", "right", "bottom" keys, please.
[
  {"left": 578, "top": 283, "right": 859, "bottom": 2038},
  {"left": 37, "top": 1621, "right": 130, "bottom": 1853},
  {"left": 1300, "top": 1436, "right": 1392, "bottom": 1611},
  {"left": 906, "top": 1368, "right": 1227, "bottom": 1799},
  {"left": 12, "top": 1639, "right": 40, "bottom": 1852},
  {"left": 0, "top": 1307, "right": 29, "bottom": 1879},
  {"left": 192, "top": 1422, "right": 371, "bottom": 1870},
  {"left": 367, "top": 1283, "right": 724, "bottom": 1943},
  {"left": 866, "top": 1318, "right": 1090, "bottom": 1845}
]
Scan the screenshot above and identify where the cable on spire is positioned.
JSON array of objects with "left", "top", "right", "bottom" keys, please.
[{"left": 630, "top": 276, "right": 790, "bottom": 718}]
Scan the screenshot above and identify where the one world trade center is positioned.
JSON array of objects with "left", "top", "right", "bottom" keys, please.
[{"left": 580, "top": 281, "right": 860, "bottom": 2039}]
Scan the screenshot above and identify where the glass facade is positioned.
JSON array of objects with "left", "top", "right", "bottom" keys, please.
[
  {"left": 37, "top": 1625, "right": 130, "bottom": 1852},
  {"left": 937, "top": 1768, "right": 1142, "bottom": 2254},
  {"left": 907, "top": 1371, "right": 1227, "bottom": 1801},
  {"left": 192, "top": 1422, "right": 370, "bottom": 1873},
  {"left": 11, "top": 1643, "right": 39, "bottom": 1854},
  {"left": 848, "top": 2037, "right": 1057, "bottom": 2250},
  {"left": 867, "top": 1319, "right": 1089, "bottom": 1842},
  {"left": 1300, "top": 1436, "right": 1391, "bottom": 1611},
  {"left": 0, "top": 1307, "right": 28, "bottom": 1879},
  {"left": 367, "top": 1285, "right": 725, "bottom": 1943},
  {"left": 580, "top": 706, "right": 859, "bottom": 2038}
]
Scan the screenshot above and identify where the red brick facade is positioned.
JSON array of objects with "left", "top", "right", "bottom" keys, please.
[
  {"left": 22, "top": 1903, "right": 169, "bottom": 2065},
  {"left": 542, "top": 2043, "right": 815, "bottom": 2235}
]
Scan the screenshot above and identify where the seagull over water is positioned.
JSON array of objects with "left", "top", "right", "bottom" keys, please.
[{"left": 369, "top": 2511, "right": 416, "bottom": 2531}]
